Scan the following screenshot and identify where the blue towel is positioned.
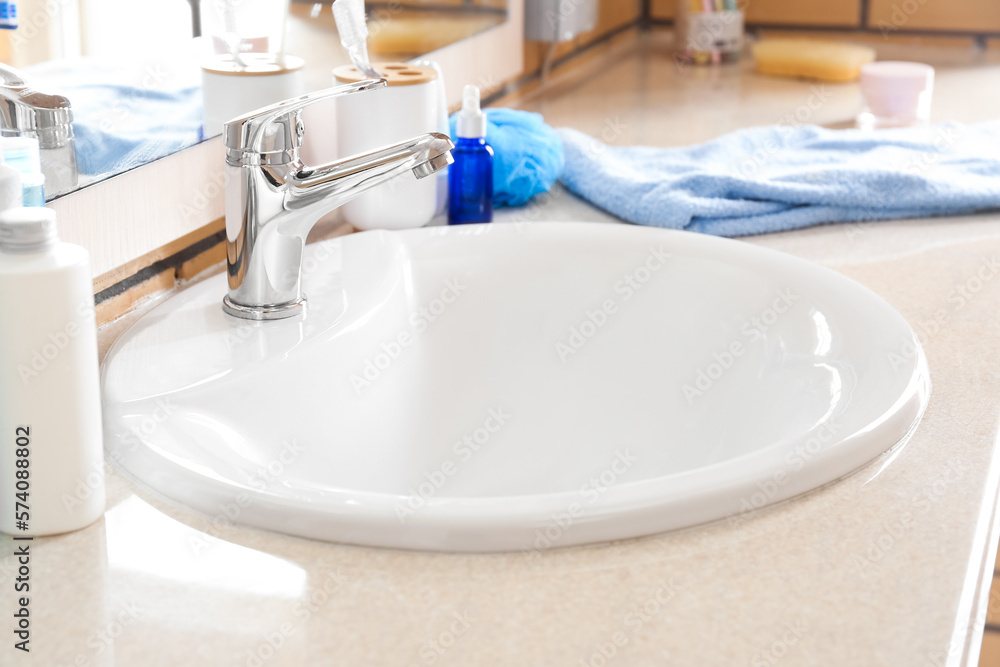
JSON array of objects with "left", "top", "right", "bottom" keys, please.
[
  {"left": 450, "top": 108, "right": 563, "bottom": 208},
  {"left": 558, "top": 122, "right": 1000, "bottom": 236},
  {"left": 24, "top": 58, "right": 204, "bottom": 176},
  {"left": 68, "top": 84, "right": 204, "bottom": 176}
]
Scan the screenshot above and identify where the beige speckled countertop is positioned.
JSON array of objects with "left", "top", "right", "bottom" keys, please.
[{"left": 4, "top": 32, "right": 1000, "bottom": 667}]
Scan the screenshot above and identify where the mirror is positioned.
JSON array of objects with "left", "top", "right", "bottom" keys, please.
[{"left": 0, "top": 0, "right": 508, "bottom": 199}]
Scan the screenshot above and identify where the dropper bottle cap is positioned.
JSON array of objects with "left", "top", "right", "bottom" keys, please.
[{"left": 456, "top": 84, "right": 487, "bottom": 139}]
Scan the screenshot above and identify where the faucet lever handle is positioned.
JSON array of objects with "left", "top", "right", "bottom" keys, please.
[{"left": 224, "top": 78, "right": 387, "bottom": 160}]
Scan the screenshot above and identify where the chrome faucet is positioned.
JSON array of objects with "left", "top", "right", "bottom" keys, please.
[
  {"left": 0, "top": 63, "right": 78, "bottom": 198},
  {"left": 222, "top": 79, "right": 454, "bottom": 320}
]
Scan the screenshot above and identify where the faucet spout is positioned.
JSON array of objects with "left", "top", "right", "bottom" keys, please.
[
  {"left": 286, "top": 132, "right": 454, "bottom": 221},
  {"left": 221, "top": 82, "right": 454, "bottom": 321}
]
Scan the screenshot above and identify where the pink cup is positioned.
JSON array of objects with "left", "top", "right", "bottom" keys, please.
[{"left": 858, "top": 61, "right": 934, "bottom": 129}]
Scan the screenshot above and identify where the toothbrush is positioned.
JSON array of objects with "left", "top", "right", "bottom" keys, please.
[
  {"left": 217, "top": 1, "right": 247, "bottom": 71},
  {"left": 331, "top": 0, "right": 382, "bottom": 79}
]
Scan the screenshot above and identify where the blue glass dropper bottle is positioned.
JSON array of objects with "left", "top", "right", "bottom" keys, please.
[{"left": 448, "top": 84, "right": 494, "bottom": 225}]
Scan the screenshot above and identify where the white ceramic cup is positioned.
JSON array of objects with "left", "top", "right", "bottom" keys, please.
[
  {"left": 334, "top": 62, "right": 446, "bottom": 231},
  {"left": 201, "top": 54, "right": 305, "bottom": 138}
]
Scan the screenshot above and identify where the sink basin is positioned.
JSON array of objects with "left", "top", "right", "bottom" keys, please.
[{"left": 102, "top": 222, "right": 929, "bottom": 552}]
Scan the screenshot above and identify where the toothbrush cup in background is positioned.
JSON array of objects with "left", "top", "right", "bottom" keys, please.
[
  {"left": 333, "top": 63, "right": 446, "bottom": 231},
  {"left": 675, "top": 0, "right": 744, "bottom": 65},
  {"left": 201, "top": 55, "right": 305, "bottom": 137},
  {"left": 199, "top": 0, "right": 304, "bottom": 137}
]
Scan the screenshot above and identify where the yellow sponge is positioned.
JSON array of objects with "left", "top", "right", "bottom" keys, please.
[{"left": 752, "top": 39, "right": 876, "bottom": 83}]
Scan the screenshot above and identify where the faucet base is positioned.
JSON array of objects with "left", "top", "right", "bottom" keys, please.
[{"left": 222, "top": 295, "right": 306, "bottom": 321}]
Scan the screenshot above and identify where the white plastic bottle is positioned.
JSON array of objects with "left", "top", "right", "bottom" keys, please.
[{"left": 0, "top": 207, "right": 105, "bottom": 536}]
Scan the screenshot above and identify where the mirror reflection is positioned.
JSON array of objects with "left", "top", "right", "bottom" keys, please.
[{"left": 0, "top": 0, "right": 507, "bottom": 199}]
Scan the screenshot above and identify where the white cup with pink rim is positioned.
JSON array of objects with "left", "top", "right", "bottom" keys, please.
[{"left": 858, "top": 61, "right": 934, "bottom": 130}]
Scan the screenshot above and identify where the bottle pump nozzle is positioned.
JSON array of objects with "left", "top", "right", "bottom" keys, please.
[{"left": 456, "top": 84, "right": 487, "bottom": 139}]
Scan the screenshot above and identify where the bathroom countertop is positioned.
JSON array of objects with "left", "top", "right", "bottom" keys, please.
[{"left": 4, "top": 32, "right": 1000, "bottom": 667}]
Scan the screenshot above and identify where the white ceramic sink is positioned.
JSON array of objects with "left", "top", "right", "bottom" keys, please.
[{"left": 102, "top": 222, "right": 929, "bottom": 552}]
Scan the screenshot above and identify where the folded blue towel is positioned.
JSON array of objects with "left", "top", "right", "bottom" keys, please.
[
  {"left": 69, "top": 84, "right": 204, "bottom": 176},
  {"left": 450, "top": 108, "right": 563, "bottom": 208},
  {"left": 24, "top": 58, "right": 204, "bottom": 177},
  {"left": 558, "top": 122, "right": 1000, "bottom": 236}
]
